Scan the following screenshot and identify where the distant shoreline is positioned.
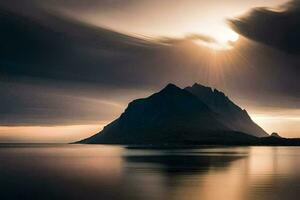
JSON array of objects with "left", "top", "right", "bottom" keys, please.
[{"left": 2, "top": 136, "right": 300, "bottom": 147}]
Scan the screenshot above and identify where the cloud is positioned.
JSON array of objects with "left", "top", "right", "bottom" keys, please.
[
  {"left": 0, "top": 7, "right": 165, "bottom": 88},
  {"left": 158, "top": 34, "right": 218, "bottom": 45},
  {"left": 229, "top": 0, "right": 300, "bottom": 54},
  {"left": 186, "top": 34, "right": 218, "bottom": 43},
  {"left": 0, "top": 80, "right": 152, "bottom": 126}
]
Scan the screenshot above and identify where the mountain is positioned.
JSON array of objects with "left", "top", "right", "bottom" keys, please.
[
  {"left": 185, "top": 83, "right": 268, "bottom": 137},
  {"left": 79, "top": 83, "right": 260, "bottom": 145}
]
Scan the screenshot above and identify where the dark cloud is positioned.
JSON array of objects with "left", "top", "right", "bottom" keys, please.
[
  {"left": 229, "top": 0, "right": 300, "bottom": 54},
  {"left": 0, "top": 7, "right": 164, "bottom": 87},
  {"left": 0, "top": 80, "right": 151, "bottom": 126}
]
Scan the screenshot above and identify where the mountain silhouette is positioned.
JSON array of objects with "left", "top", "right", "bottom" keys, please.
[
  {"left": 185, "top": 83, "right": 268, "bottom": 137},
  {"left": 79, "top": 83, "right": 261, "bottom": 145}
]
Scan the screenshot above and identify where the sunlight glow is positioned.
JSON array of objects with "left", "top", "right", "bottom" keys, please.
[
  {"left": 251, "top": 110, "right": 300, "bottom": 138},
  {"left": 213, "top": 27, "right": 239, "bottom": 44},
  {"left": 0, "top": 124, "right": 106, "bottom": 143},
  {"left": 194, "top": 26, "right": 239, "bottom": 50}
]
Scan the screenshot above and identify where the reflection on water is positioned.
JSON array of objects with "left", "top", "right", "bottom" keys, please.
[{"left": 1, "top": 145, "right": 300, "bottom": 200}]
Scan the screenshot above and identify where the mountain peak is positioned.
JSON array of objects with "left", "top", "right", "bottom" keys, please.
[
  {"left": 191, "top": 83, "right": 213, "bottom": 92},
  {"left": 190, "top": 83, "right": 226, "bottom": 95},
  {"left": 156, "top": 83, "right": 183, "bottom": 96},
  {"left": 163, "top": 83, "right": 181, "bottom": 90}
]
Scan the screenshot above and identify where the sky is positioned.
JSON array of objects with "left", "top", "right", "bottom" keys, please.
[{"left": 0, "top": 0, "right": 299, "bottom": 142}]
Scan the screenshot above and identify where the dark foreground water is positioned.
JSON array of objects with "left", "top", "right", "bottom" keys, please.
[{"left": 1, "top": 145, "right": 300, "bottom": 200}]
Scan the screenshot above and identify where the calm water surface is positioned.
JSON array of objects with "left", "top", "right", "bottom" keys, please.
[{"left": 1, "top": 145, "right": 300, "bottom": 200}]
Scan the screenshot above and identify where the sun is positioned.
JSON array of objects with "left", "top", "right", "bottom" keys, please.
[
  {"left": 214, "top": 28, "right": 239, "bottom": 44},
  {"left": 209, "top": 26, "right": 239, "bottom": 50},
  {"left": 194, "top": 25, "right": 240, "bottom": 50},
  {"left": 191, "top": 22, "right": 239, "bottom": 50}
]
